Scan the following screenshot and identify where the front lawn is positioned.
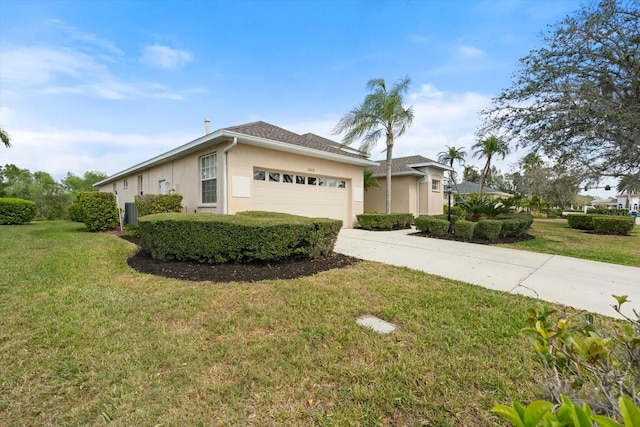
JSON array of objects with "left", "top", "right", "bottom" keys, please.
[
  {"left": 0, "top": 221, "right": 565, "bottom": 425},
  {"left": 499, "top": 218, "right": 640, "bottom": 267}
]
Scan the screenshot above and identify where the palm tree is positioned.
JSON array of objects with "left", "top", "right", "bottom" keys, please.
[
  {"left": 0, "top": 127, "right": 10, "bottom": 148},
  {"left": 437, "top": 145, "right": 466, "bottom": 201},
  {"left": 333, "top": 76, "right": 414, "bottom": 214},
  {"left": 363, "top": 170, "right": 380, "bottom": 191},
  {"left": 616, "top": 174, "right": 640, "bottom": 210},
  {"left": 472, "top": 135, "right": 510, "bottom": 195},
  {"left": 521, "top": 152, "right": 543, "bottom": 173}
]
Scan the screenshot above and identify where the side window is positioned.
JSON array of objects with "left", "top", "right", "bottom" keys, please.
[{"left": 201, "top": 153, "right": 217, "bottom": 204}]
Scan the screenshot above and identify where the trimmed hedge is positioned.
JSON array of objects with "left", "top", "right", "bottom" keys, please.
[
  {"left": 67, "top": 202, "right": 84, "bottom": 222},
  {"left": 454, "top": 220, "right": 475, "bottom": 240},
  {"left": 135, "top": 194, "right": 183, "bottom": 216},
  {"left": 138, "top": 212, "right": 342, "bottom": 264},
  {"left": 567, "top": 214, "right": 595, "bottom": 230},
  {"left": 431, "top": 213, "right": 459, "bottom": 225},
  {"left": 356, "top": 213, "right": 413, "bottom": 230},
  {"left": 414, "top": 215, "right": 435, "bottom": 233},
  {"left": 77, "top": 191, "right": 119, "bottom": 231},
  {"left": 428, "top": 219, "right": 450, "bottom": 237},
  {"left": 592, "top": 216, "right": 635, "bottom": 236},
  {"left": 474, "top": 219, "right": 502, "bottom": 241},
  {"left": 0, "top": 198, "right": 37, "bottom": 224}
]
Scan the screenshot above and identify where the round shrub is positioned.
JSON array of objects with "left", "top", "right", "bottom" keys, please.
[
  {"left": 432, "top": 213, "right": 458, "bottom": 226},
  {"left": 77, "top": 191, "right": 119, "bottom": 231},
  {"left": 0, "top": 198, "right": 37, "bottom": 224},
  {"left": 67, "top": 202, "right": 84, "bottom": 222},
  {"left": 453, "top": 220, "right": 475, "bottom": 240},
  {"left": 500, "top": 219, "right": 525, "bottom": 238},
  {"left": 474, "top": 219, "right": 502, "bottom": 241},
  {"left": 592, "top": 216, "right": 635, "bottom": 236},
  {"left": 567, "top": 214, "right": 595, "bottom": 230},
  {"left": 414, "top": 215, "right": 435, "bottom": 233},
  {"left": 428, "top": 219, "right": 450, "bottom": 237}
]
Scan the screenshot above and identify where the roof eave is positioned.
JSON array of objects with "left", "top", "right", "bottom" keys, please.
[
  {"left": 406, "top": 162, "right": 453, "bottom": 171},
  {"left": 94, "top": 128, "right": 378, "bottom": 187}
]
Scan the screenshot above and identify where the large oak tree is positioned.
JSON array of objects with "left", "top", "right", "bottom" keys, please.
[{"left": 482, "top": 0, "right": 640, "bottom": 178}]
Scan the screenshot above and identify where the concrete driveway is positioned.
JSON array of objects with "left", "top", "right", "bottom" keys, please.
[{"left": 335, "top": 228, "right": 640, "bottom": 319}]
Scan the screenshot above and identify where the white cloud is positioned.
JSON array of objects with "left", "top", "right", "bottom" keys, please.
[
  {"left": 49, "top": 19, "right": 125, "bottom": 56},
  {"left": 141, "top": 45, "right": 193, "bottom": 70},
  {"left": 457, "top": 44, "right": 485, "bottom": 59},
  {"left": 0, "top": 128, "right": 197, "bottom": 179}
]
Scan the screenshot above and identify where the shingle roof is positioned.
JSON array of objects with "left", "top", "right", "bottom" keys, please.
[
  {"left": 367, "top": 155, "right": 448, "bottom": 177},
  {"left": 456, "top": 181, "right": 513, "bottom": 196},
  {"left": 225, "top": 121, "right": 367, "bottom": 159}
]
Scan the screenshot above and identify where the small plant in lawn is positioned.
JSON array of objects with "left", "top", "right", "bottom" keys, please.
[{"left": 493, "top": 296, "right": 640, "bottom": 425}]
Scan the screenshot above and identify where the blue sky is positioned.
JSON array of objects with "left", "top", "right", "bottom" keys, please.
[{"left": 2, "top": 0, "right": 613, "bottom": 197}]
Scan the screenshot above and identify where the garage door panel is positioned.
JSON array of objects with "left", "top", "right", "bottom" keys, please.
[{"left": 253, "top": 180, "right": 348, "bottom": 224}]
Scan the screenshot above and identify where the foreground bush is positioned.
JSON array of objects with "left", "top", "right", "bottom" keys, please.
[
  {"left": 454, "top": 220, "right": 475, "bottom": 240},
  {"left": 77, "top": 191, "right": 119, "bottom": 231},
  {"left": 592, "top": 216, "right": 635, "bottom": 236},
  {"left": 139, "top": 212, "right": 342, "bottom": 263},
  {"left": 135, "top": 194, "right": 183, "bottom": 216},
  {"left": 474, "top": 219, "right": 502, "bottom": 241},
  {"left": 0, "top": 198, "right": 37, "bottom": 224},
  {"left": 356, "top": 213, "right": 413, "bottom": 230},
  {"left": 414, "top": 215, "right": 435, "bottom": 233},
  {"left": 494, "top": 296, "right": 640, "bottom": 424},
  {"left": 567, "top": 213, "right": 595, "bottom": 230}
]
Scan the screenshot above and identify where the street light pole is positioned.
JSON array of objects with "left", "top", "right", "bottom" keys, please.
[{"left": 446, "top": 183, "right": 452, "bottom": 231}]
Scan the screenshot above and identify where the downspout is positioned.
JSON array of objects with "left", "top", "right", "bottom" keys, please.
[
  {"left": 221, "top": 137, "right": 238, "bottom": 214},
  {"left": 418, "top": 173, "right": 428, "bottom": 216}
]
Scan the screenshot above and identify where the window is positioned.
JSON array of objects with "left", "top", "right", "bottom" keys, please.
[
  {"left": 269, "top": 172, "right": 280, "bottom": 182},
  {"left": 338, "top": 180, "right": 346, "bottom": 188},
  {"left": 296, "top": 175, "right": 305, "bottom": 184},
  {"left": 432, "top": 179, "right": 440, "bottom": 191},
  {"left": 308, "top": 176, "right": 317, "bottom": 185},
  {"left": 283, "top": 174, "right": 293, "bottom": 183},
  {"left": 319, "top": 178, "right": 327, "bottom": 186},
  {"left": 201, "top": 153, "right": 217, "bottom": 204},
  {"left": 112, "top": 183, "right": 117, "bottom": 193},
  {"left": 254, "top": 170, "right": 265, "bottom": 181},
  {"left": 328, "top": 179, "right": 337, "bottom": 188},
  {"left": 138, "top": 175, "right": 143, "bottom": 195},
  {"left": 123, "top": 179, "right": 128, "bottom": 190},
  {"left": 159, "top": 180, "right": 168, "bottom": 195}
]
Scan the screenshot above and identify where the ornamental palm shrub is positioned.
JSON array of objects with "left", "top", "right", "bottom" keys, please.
[{"left": 0, "top": 198, "right": 37, "bottom": 224}]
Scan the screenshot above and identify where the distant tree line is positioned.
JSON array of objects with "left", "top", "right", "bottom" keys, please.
[{"left": 0, "top": 164, "right": 107, "bottom": 220}]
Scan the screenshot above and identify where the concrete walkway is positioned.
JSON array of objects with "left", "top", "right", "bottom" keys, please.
[{"left": 335, "top": 228, "right": 640, "bottom": 319}]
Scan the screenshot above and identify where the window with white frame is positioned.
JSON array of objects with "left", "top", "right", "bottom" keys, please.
[
  {"left": 159, "top": 180, "right": 168, "bottom": 195},
  {"left": 432, "top": 179, "right": 440, "bottom": 191},
  {"left": 201, "top": 153, "right": 217, "bottom": 204},
  {"left": 123, "top": 179, "right": 128, "bottom": 190},
  {"left": 138, "top": 175, "right": 143, "bottom": 195}
]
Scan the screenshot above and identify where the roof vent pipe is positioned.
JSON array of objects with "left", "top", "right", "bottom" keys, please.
[{"left": 204, "top": 118, "right": 211, "bottom": 134}]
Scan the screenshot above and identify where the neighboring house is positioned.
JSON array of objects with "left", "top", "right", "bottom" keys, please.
[
  {"left": 454, "top": 181, "right": 513, "bottom": 200},
  {"left": 95, "top": 121, "right": 378, "bottom": 228},
  {"left": 363, "top": 155, "right": 451, "bottom": 216},
  {"left": 591, "top": 197, "right": 619, "bottom": 209},
  {"left": 614, "top": 192, "right": 639, "bottom": 211}
]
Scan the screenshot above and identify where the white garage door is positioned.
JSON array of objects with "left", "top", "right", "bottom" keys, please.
[{"left": 252, "top": 170, "right": 349, "bottom": 226}]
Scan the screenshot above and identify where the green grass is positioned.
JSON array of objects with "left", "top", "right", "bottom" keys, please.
[
  {"left": 499, "top": 218, "right": 640, "bottom": 267},
  {"left": 0, "top": 221, "right": 576, "bottom": 425}
]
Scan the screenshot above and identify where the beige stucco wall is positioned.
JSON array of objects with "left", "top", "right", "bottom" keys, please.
[
  {"left": 99, "top": 140, "right": 365, "bottom": 227},
  {"left": 364, "top": 171, "right": 446, "bottom": 217}
]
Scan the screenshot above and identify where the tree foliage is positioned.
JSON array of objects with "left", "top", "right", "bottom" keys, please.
[
  {"left": 438, "top": 145, "right": 466, "bottom": 201},
  {"left": 0, "top": 127, "right": 10, "bottom": 148},
  {"left": 333, "top": 76, "right": 414, "bottom": 214},
  {"left": 482, "top": 0, "right": 640, "bottom": 177}
]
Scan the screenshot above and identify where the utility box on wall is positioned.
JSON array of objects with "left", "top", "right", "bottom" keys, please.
[{"left": 124, "top": 202, "right": 138, "bottom": 225}]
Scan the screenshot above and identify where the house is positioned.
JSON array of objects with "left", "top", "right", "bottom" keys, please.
[
  {"left": 591, "top": 197, "right": 619, "bottom": 209},
  {"left": 95, "top": 121, "right": 378, "bottom": 228},
  {"left": 363, "top": 155, "right": 451, "bottom": 216},
  {"left": 614, "top": 192, "right": 639, "bottom": 211},
  {"left": 454, "top": 181, "right": 513, "bottom": 200}
]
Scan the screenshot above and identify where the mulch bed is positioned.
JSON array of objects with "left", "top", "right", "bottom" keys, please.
[
  {"left": 409, "top": 231, "right": 535, "bottom": 245},
  {"left": 119, "top": 235, "right": 359, "bottom": 283}
]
